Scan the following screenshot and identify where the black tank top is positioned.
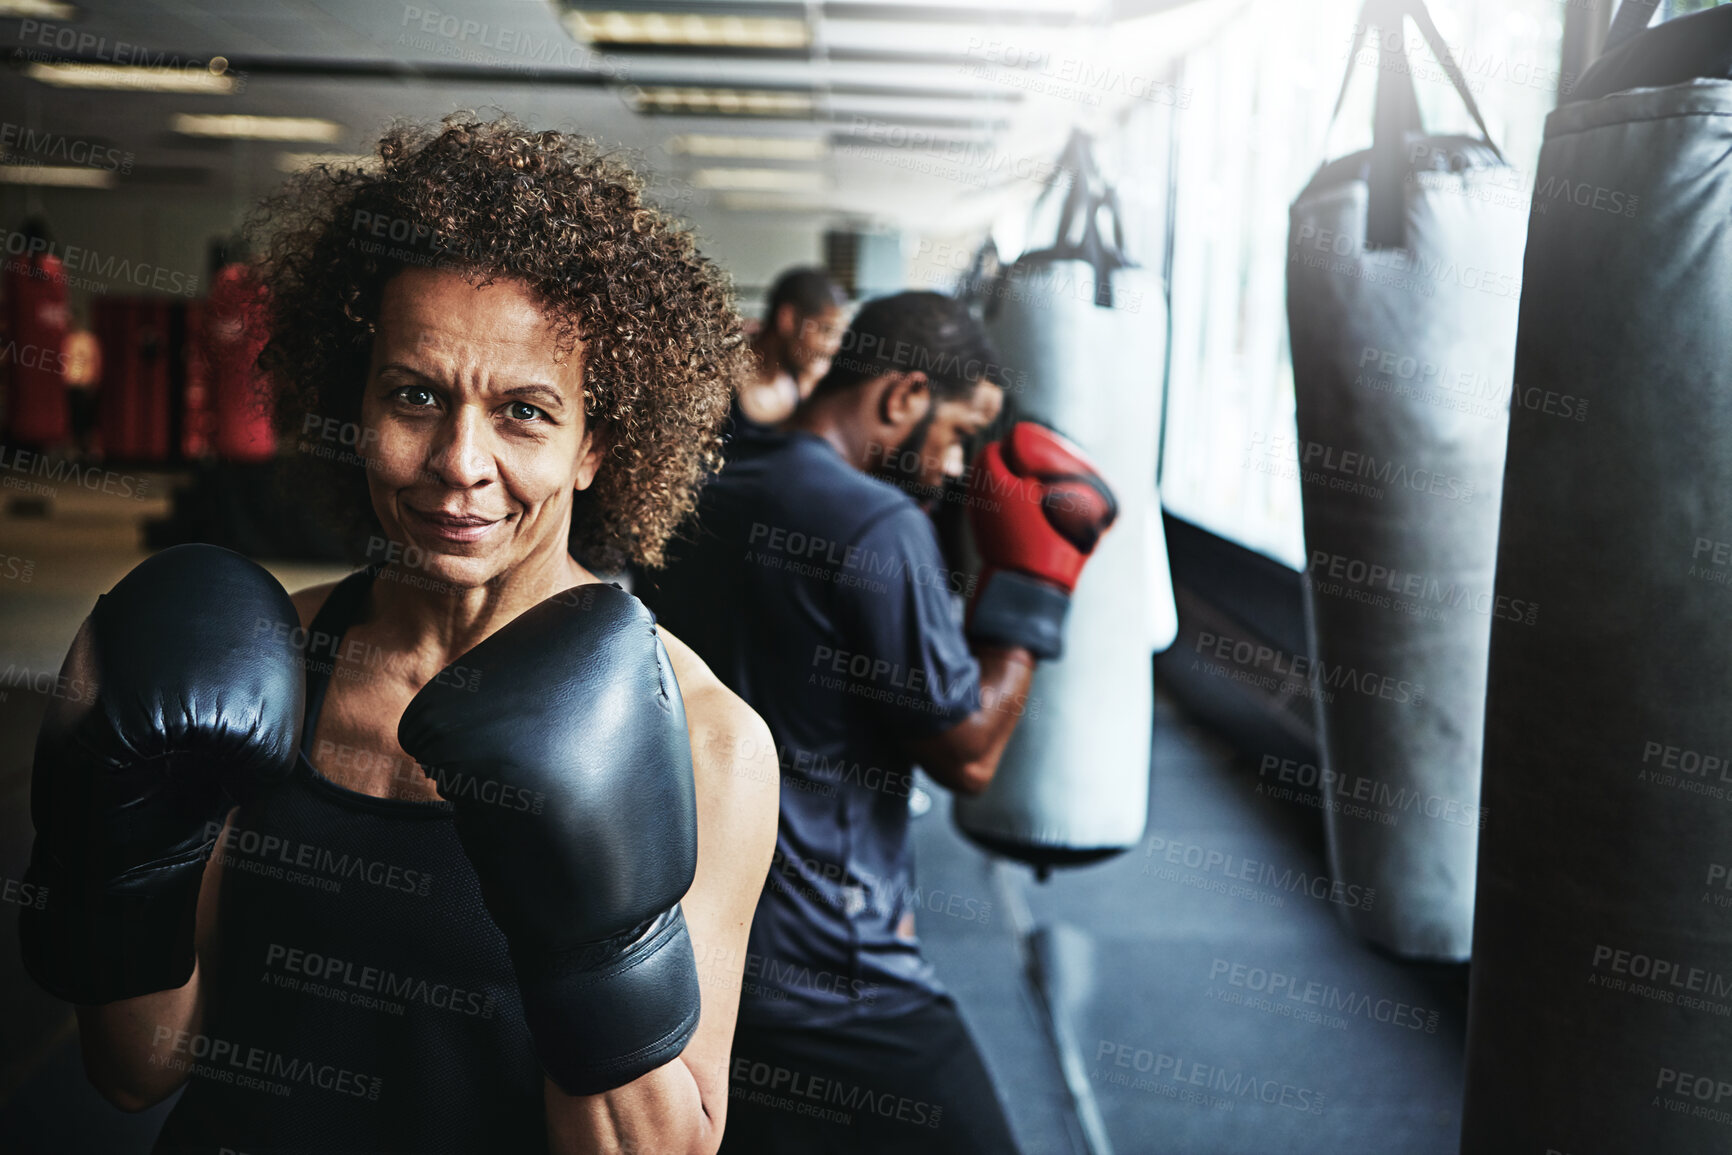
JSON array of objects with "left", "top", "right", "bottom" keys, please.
[{"left": 153, "top": 567, "right": 546, "bottom": 1155}]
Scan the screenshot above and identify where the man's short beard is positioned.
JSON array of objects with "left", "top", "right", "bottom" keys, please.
[{"left": 873, "top": 407, "right": 945, "bottom": 508}]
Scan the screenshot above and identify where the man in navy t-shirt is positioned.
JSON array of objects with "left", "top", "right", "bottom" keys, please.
[{"left": 642, "top": 292, "right": 1116, "bottom": 1154}]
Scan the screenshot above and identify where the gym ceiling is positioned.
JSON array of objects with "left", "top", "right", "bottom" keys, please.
[{"left": 0, "top": 0, "right": 1241, "bottom": 236}]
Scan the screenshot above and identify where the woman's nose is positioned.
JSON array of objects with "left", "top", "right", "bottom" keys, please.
[{"left": 425, "top": 406, "right": 495, "bottom": 487}]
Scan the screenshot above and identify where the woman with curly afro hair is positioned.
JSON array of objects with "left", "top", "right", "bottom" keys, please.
[{"left": 73, "top": 116, "right": 780, "bottom": 1155}]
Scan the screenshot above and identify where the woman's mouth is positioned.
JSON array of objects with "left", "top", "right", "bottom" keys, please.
[{"left": 404, "top": 505, "right": 506, "bottom": 544}]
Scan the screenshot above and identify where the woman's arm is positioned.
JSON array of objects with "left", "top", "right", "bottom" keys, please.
[
  {"left": 78, "top": 581, "right": 337, "bottom": 1107},
  {"left": 75, "top": 815, "right": 229, "bottom": 1111},
  {"left": 544, "top": 630, "right": 779, "bottom": 1155}
]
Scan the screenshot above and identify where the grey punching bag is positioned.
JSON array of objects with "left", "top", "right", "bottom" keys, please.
[
  {"left": 1285, "top": 0, "right": 1524, "bottom": 960},
  {"left": 953, "top": 132, "right": 1176, "bottom": 869},
  {"left": 1462, "top": 4, "right": 1732, "bottom": 1151}
]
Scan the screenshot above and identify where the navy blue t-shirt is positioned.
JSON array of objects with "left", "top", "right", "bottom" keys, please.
[{"left": 641, "top": 431, "right": 981, "bottom": 1027}]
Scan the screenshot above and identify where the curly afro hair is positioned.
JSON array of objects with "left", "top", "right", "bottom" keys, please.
[{"left": 254, "top": 114, "right": 746, "bottom": 571}]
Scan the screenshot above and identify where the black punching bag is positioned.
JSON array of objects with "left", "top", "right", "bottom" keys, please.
[
  {"left": 1462, "top": 3, "right": 1732, "bottom": 1151},
  {"left": 1286, "top": 0, "right": 1523, "bottom": 960}
]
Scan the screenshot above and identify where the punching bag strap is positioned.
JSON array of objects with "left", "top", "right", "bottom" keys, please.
[
  {"left": 1327, "top": 0, "right": 1505, "bottom": 249},
  {"left": 1050, "top": 131, "right": 1098, "bottom": 252},
  {"left": 1021, "top": 130, "right": 1134, "bottom": 308},
  {"left": 982, "top": 133, "right": 1094, "bottom": 320},
  {"left": 955, "top": 237, "right": 1002, "bottom": 311},
  {"left": 1015, "top": 129, "right": 1097, "bottom": 264},
  {"left": 1071, "top": 186, "right": 1130, "bottom": 308},
  {"left": 1401, "top": 0, "right": 1501, "bottom": 158},
  {"left": 1327, "top": 0, "right": 1500, "bottom": 152},
  {"left": 1605, "top": 0, "right": 1660, "bottom": 53},
  {"left": 1097, "top": 185, "right": 1130, "bottom": 263},
  {"left": 1366, "top": 5, "right": 1424, "bottom": 249}
]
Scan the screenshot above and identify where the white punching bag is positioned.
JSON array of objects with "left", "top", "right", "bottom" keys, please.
[{"left": 954, "top": 132, "right": 1176, "bottom": 870}]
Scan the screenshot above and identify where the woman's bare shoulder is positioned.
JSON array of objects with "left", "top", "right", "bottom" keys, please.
[
  {"left": 657, "top": 626, "right": 780, "bottom": 796},
  {"left": 657, "top": 626, "right": 760, "bottom": 735}
]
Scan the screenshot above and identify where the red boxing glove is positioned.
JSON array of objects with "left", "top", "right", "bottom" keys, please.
[{"left": 966, "top": 422, "right": 1117, "bottom": 659}]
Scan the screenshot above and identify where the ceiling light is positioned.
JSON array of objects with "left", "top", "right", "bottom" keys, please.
[
  {"left": 667, "top": 133, "right": 825, "bottom": 160},
  {"left": 172, "top": 115, "right": 343, "bottom": 143},
  {"left": 0, "top": 164, "right": 113, "bottom": 188},
  {"left": 629, "top": 86, "right": 812, "bottom": 117},
  {"left": 564, "top": 10, "right": 808, "bottom": 49},
  {"left": 275, "top": 152, "right": 375, "bottom": 173},
  {"left": 692, "top": 167, "right": 825, "bottom": 191},
  {"left": 26, "top": 62, "right": 237, "bottom": 94},
  {"left": 822, "top": 0, "right": 1087, "bottom": 16},
  {"left": 0, "top": 1, "right": 79, "bottom": 17},
  {"left": 719, "top": 191, "right": 829, "bottom": 213}
]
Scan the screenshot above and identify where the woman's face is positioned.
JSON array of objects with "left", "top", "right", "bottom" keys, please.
[{"left": 360, "top": 267, "right": 599, "bottom": 590}]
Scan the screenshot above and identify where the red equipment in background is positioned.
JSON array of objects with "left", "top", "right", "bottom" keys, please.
[
  {"left": 95, "top": 297, "right": 175, "bottom": 462},
  {"left": 5, "top": 223, "right": 276, "bottom": 466},
  {"left": 180, "top": 294, "right": 213, "bottom": 459},
  {"left": 204, "top": 263, "right": 275, "bottom": 462},
  {"left": 182, "top": 262, "right": 276, "bottom": 462},
  {"left": 3, "top": 251, "right": 72, "bottom": 447}
]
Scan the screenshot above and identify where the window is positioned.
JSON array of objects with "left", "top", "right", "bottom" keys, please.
[{"left": 1154, "top": 0, "right": 1567, "bottom": 569}]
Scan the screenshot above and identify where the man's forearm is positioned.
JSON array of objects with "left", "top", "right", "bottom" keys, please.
[{"left": 913, "top": 645, "right": 1037, "bottom": 796}]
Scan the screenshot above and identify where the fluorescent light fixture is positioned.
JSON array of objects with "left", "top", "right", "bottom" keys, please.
[
  {"left": 824, "top": 0, "right": 1086, "bottom": 15},
  {"left": 667, "top": 133, "right": 824, "bottom": 160},
  {"left": 564, "top": 10, "right": 808, "bottom": 49},
  {"left": 172, "top": 114, "right": 343, "bottom": 143},
  {"left": 26, "top": 62, "right": 237, "bottom": 94},
  {"left": 0, "top": 164, "right": 113, "bottom": 188},
  {"left": 692, "top": 167, "right": 825, "bottom": 191},
  {"left": 629, "top": 86, "right": 812, "bottom": 116},
  {"left": 0, "top": 1, "right": 79, "bottom": 18},
  {"left": 719, "top": 191, "right": 829, "bottom": 212},
  {"left": 815, "top": 19, "right": 1026, "bottom": 58},
  {"left": 275, "top": 151, "right": 375, "bottom": 173}
]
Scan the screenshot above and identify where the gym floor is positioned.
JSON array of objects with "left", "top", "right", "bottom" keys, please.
[{"left": 0, "top": 483, "right": 1467, "bottom": 1154}]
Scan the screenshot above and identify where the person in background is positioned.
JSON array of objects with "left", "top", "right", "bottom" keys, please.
[
  {"left": 731, "top": 266, "right": 848, "bottom": 438},
  {"left": 643, "top": 291, "right": 1118, "bottom": 1154}
]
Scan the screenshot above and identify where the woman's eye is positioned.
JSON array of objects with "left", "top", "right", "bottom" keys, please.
[
  {"left": 507, "top": 401, "right": 545, "bottom": 422},
  {"left": 392, "top": 385, "right": 436, "bottom": 408}
]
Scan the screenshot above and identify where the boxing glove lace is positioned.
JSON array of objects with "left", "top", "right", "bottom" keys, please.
[
  {"left": 398, "top": 583, "right": 702, "bottom": 1097},
  {"left": 20, "top": 545, "right": 306, "bottom": 1004},
  {"left": 966, "top": 421, "right": 1118, "bottom": 660}
]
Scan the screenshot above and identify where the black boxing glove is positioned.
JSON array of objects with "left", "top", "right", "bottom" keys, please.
[
  {"left": 20, "top": 545, "right": 305, "bottom": 1004},
  {"left": 398, "top": 584, "right": 701, "bottom": 1096}
]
